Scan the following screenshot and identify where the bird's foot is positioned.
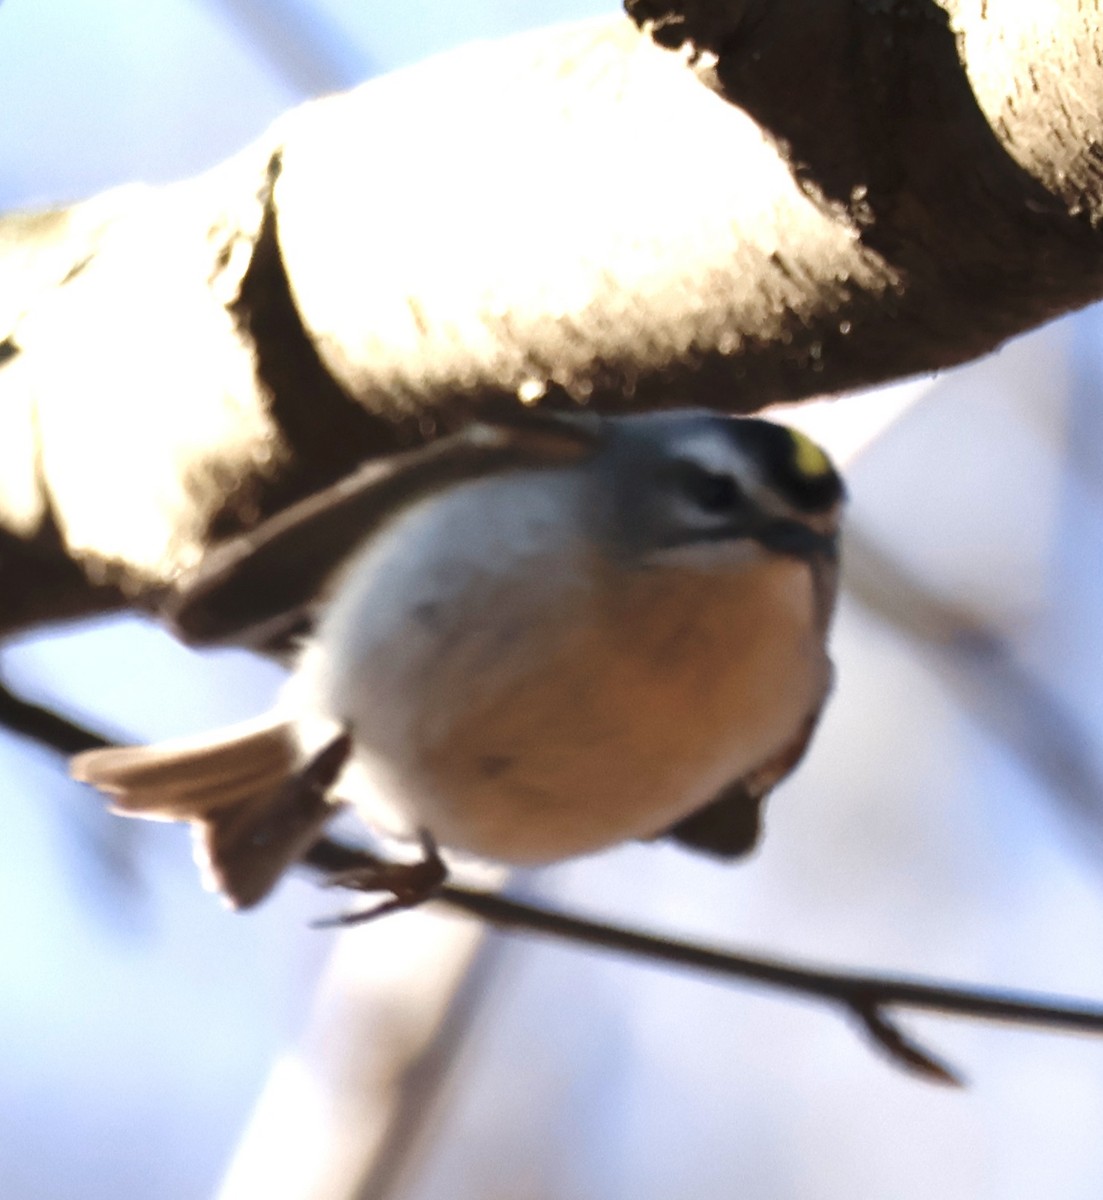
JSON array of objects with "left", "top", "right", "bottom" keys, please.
[{"left": 311, "top": 829, "right": 447, "bottom": 927}]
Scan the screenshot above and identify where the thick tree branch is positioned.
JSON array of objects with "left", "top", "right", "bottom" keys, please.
[{"left": 1, "top": 6, "right": 1102, "bottom": 637}]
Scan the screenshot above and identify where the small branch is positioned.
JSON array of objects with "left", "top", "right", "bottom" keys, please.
[
  {"left": 303, "top": 836, "right": 1103, "bottom": 1084},
  {"left": 0, "top": 679, "right": 112, "bottom": 754},
  {"left": 851, "top": 1004, "right": 963, "bottom": 1087},
  {"left": 435, "top": 882, "right": 1103, "bottom": 1028}
]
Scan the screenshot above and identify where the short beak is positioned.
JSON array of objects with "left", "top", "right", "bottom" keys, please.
[{"left": 750, "top": 519, "right": 836, "bottom": 561}]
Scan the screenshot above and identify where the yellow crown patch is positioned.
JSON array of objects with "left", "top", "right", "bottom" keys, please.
[{"left": 788, "top": 429, "right": 832, "bottom": 479}]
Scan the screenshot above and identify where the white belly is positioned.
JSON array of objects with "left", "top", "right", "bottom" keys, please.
[{"left": 297, "top": 477, "right": 828, "bottom": 863}]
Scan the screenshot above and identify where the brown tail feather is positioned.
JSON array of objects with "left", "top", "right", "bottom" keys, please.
[
  {"left": 70, "top": 716, "right": 299, "bottom": 807},
  {"left": 104, "top": 752, "right": 297, "bottom": 820},
  {"left": 192, "top": 782, "right": 335, "bottom": 909},
  {"left": 71, "top": 716, "right": 340, "bottom": 908}
]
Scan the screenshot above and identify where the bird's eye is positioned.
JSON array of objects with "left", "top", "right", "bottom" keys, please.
[{"left": 678, "top": 463, "right": 743, "bottom": 514}]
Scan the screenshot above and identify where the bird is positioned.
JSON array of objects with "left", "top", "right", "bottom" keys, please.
[{"left": 71, "top": 408, "right": 844, "bottom": 911}]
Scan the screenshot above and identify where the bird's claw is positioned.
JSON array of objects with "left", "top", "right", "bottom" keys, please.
[{"left": 311, "top": 829, "right": 447, "bottom": 928}]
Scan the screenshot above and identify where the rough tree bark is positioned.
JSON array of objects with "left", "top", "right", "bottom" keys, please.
[{"left": 1, "top": 1, "right": 1100, "bottom": 640}]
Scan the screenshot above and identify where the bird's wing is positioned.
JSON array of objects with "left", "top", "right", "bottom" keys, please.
[
  {"left": 664, "top": 778, "right": 765, "bottom": 858},
  {"left": 664, "top": 703, "right": 825, "bottom": 859},
  {"left": 166, "top": 410, "right": 602, "bottom": 649}
]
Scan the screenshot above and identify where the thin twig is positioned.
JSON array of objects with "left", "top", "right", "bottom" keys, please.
[
  {"left": 0, "top": 679, "right": 112, "bottom": 754},
  {"left": 853, "top": 1004, "right": 963, "bottom": 1086},
  {"left": 435, "top": 883, "right": 1103, "bottom": 1033},
  {"left": 303, "top": 835, "right": 1103, "bottom": 1084}
]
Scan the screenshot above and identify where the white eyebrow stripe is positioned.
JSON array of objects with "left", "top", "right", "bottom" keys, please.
[
  {"left": 667, "top": 429, "right": 779, "bottom": 504},
  {"left": 666, "top": 429, "right": 750, "bottom": 476}
]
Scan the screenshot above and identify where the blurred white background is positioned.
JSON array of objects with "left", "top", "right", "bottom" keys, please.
[{"left": 4, "top": 3, "right": 1103, "bottom": 1198}]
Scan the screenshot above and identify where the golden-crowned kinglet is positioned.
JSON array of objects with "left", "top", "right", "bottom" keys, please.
[{"left": 72, "top": 410, "right": 844, "bottom": 908}]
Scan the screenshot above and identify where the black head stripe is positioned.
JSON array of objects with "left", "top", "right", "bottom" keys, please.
[{"left": 728, "top": 419, "right": 844, "bottom": 513}]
